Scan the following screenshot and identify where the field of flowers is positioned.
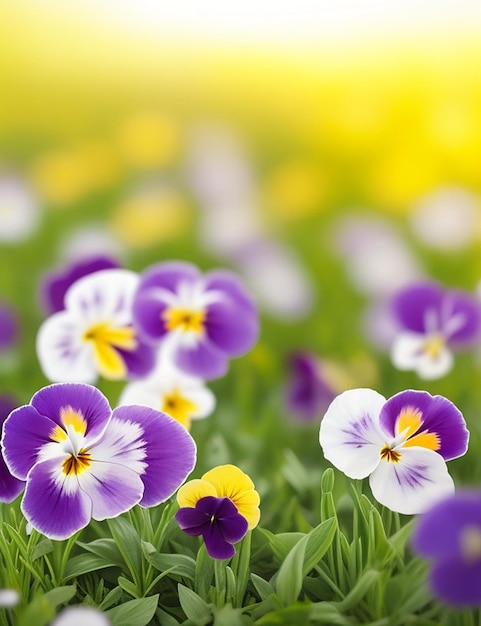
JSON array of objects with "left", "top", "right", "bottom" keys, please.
[{"left": 2, "top": 3, "right": 481, "bottom": 625}]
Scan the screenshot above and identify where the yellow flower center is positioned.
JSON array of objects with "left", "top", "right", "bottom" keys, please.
[
  {"left": 422, "top": 333, "right": 445, "bottom": 360},
  {"left": 62, "top": 449, "right": 92, "bottom": 476},
  {"left": 460, "top": 525, "right": 481, "bottom": 564},
  {"left": 82, "top": 322, "right": 137, "bottom": 379},
  {"left": 162, "top": 307, "right": 205, "bottom": 334},
  {"left": 380, "top": 445, "right": 402, "bottom": 463},
  {"left": 161, "top": 388, "right": 198, "bottom": 430}
]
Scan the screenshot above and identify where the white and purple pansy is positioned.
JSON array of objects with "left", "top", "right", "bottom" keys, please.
[
  {"left": 1, "top": 383, "right": 196, "bottom": 539},
  {"left": 132, "top": 261, "right": 259, "bottom": 380},
  {"left": 319, "top": 388, "right": 469, "bottom": 514},
  {"left": 36, "top": 268, "right": 157, "bottom": 383},
  {"left": 389, "top": 281, "right": 481, "bottom": 379}
]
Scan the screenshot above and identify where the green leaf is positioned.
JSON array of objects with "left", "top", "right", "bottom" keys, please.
[
  {"left": 43, "top": 584, "right": 77, "bottom": 607},
  {"left": 337, "top": 569, "right": 380, "bottom": 611},
  {"left": 17, "top": 596, "right": 55, "bottom": 626},
  {"left": 310, "top": 602, "right": 357, "bottom": 625},
  {"left": 64, "top": 553, "right": 121, "bottom": 579},
  {"left": 320, "top": 468, "right": 335, "bottom": 494},
  {"left": 275, "top": 517, "right": 337, "bottom": 606},
  {"left": 251, "top": 574, "right": 275, "bottom": 601},
  {"left": 107, "top": 517, "right": 143, "bottom": 578},
  {"left": 105, "top": 594, "right": 159, "bottom": 626},
  {"left": 30, "top": 538, "right": 53, "bottom": 561},
  {"left": 230, "top": 531, "right": 251, "bottom": 608},
  {"left": 118, "top": 576, "right": 141, "bottom": 599},
  {"left": 142, "top": 542, "right": 196, "bottom": 580},
  {"left": 178, "top": 583, "right": 212, "bottom": 622},
  {"left": 98, "top": 586, "right": 123, "bottom": 611},
  {"left": 194, "top": 543, "right": 215, "bottom": 601},
  {"left": 256, "top": 528, "right": 304, "bottom": 563}
]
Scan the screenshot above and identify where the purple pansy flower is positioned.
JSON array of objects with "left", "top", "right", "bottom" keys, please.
[
  {"left": 0, "top": 302, "right": 20, "bottom": 352},
  {"left": 285, "top": 352, "right": 337, "bottom": 422},
  {"left": 320, "top": 388, "right": 469, "bottom": 514},
  {"left": 36, "top": 269, "right": 157, "bottom": 383},
  {"left": 390, "top": 281, "right": 481, "bottom": 379},
  {"left": 38, "top": 254, "right": 121, "bottom": 315},
  {"left": 1, "top": 383, "right": 196, "bottom": 539},
  {"left": 176, "top": 495, "right": 248, "bottom": 559},
  {"left": 0, "top": 394, "right": 25, "bottom": 502},
  {"left": 132, "top": 261, "right": 259, "bottom": 380},
  {"left": 411, "top": 491, "right": 481, "bottom": 606}
]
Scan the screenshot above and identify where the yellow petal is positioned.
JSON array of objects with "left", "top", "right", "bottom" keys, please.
[
  {"left": 176, "top": 479, "right": 217, "bottom": 508},
  {"left": 93, "top": 340, "right": 127, "bottom": 379},
  {"left": 202, "top": 464, "right": 261, "bottom": 529}
]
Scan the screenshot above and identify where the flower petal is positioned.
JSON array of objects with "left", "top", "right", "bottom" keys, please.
[
  {"left": 31, "top": 383, "right": 112, "bottom": 444},
  {"left": 175, "top": 506, "right": 210, "bottom": 536},
  {"left": 137, "top": 261, "right": 200, "bottom": 294},
  {"left": 429, "top": 557, "right": 481, "bottom": 606},
  {"left": 319, "top": 388, "right": 387, "bottom": 479},
  {"left": 36, "top": 311, "right": 98, "bottom": 383},
  {"left": 204, "top": 269, "right": 258, "bottom": 315},
  {"left": 390, "top": 332, "right": 453, "bottom": 379},
  {"left": 112, "top": 405, "right": 196, "bottom": 507},
  {"left": 204, "top": 298, "right": 259, "bottom": 356},
  {"left": 203, "top": 522, "right": 236, "bottom": 560},
  {"left": 201, "top": 465, "right": 260, "bottom": 529},
  {"left": 411, "top": 491, "right": 481, "bottom": 560},
  {"left": 443, "top": 289, "right": 481, "bottom": 344},
  {"left": 132, "top": 290, "right": 170, "bottom": 343},
  {"left": 379, "top": 390, "right": 469, "bottom": 461},
  {"left": 391, "top": 282, "right": 444, "bottom": 333},
  {"left": 369, "top": 447, "right": 454, "bottom": 515},
  {"left": 214, "top": 498, "right": 248, "bottom": 544},
  {"left": 177, "top": 479, "right": 217, "bottom": 508},
  {"left": 174, "top": 338, "right": 228, "bottom": 380},
  {"left": 2, "top": 405, "right": 60, "bottom": 480},
  {"left": 64, "top": 268, "right": 138, "bottom": 325},
  {"left": 21, "top": 458, "right": 92, "bottom": 540},
  {"left": 118, "top": 339, "right": 157, "bottom": 379},
  {"left": 77, "top": 460, "right": 144, "bottom": 520}
]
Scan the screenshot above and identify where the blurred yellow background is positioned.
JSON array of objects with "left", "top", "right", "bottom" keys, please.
[{"left": 2, "top": 0, "right": 481, "bottom": 214}]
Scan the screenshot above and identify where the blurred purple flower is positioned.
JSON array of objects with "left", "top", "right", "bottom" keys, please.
[
  {"left": 132, "top": 261, "right": 259, "bottom": 380},
  {"left": 285, "top": 352, "right": 337, "bottom": 422},
  {"left": 38, "top": 254, "right": 121, "bottom": 315},
  {"left": 0, "top": 302, "right": 19, "bottom": 351},
  {"left": 411, "top": 491, "right": 481, "bottom": 606},
  {"left": 390, "top": 281, "right": 481, "bottom": 379},
  {"left": 0, "top": 394, "right": 25, "bottom": 502},
  {"left": 176, "top": 495, "right": 248, "bottom": 559}
]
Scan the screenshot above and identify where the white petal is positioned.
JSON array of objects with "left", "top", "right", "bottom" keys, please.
[
  {"left": 0, "top": 589, "right": 20, "bottom": 608},
  {"left": 52, "top": 606, "right": 111, "bottom": 626},
  {"left": 184, "top": 385, "right": 216, "bottom": 419},
  {"left": 90, "top": 417, "right": 147, "bottom": 476},
  {"left": 64, "top": 268, "right": 139, "bottom": 326},
  {"left": 319, "top": 388, "right": 387, "bottom": 479},
  {"left": 36, "top": 312, "right": 97, "bottom": 383},
  {"left": 390, "top": 332, "right": 453, "bottom": 379},
  {"left": 369, "top": 447, "right": 454, "bottom": 515}
]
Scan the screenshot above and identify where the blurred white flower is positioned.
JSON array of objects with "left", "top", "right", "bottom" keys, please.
[
  {"left": 52, "top": 606, "right": 111, "bottom": 626},
  {"left": 331, "top": 213, "right": 424, "bottom": 297},
  {"left": 118, "top": 353, "right": 215, "bottom": 431},
  {"left": 59, "top": 222, "right": 126, "bottom": 263},
  {"left": 410, "top": 187, "right": 479, "bottom": 251},
  {"left": 0, "top": 589, "right": 20, "bottom": 608},
  {"left": 0, "top": 175, "right": 41, "bottom": 243},
  {"left": 234, "top": 238, "right": 315, "bottom": 321}
]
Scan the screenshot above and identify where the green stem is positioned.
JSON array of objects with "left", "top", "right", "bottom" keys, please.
[{"left": 214, "top": 558, "right": 228, "bottom": 607}]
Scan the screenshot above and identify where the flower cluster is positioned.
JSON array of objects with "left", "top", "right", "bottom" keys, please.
[{"left": 35, "top": 260, "right": 259, "bottom": 433}]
